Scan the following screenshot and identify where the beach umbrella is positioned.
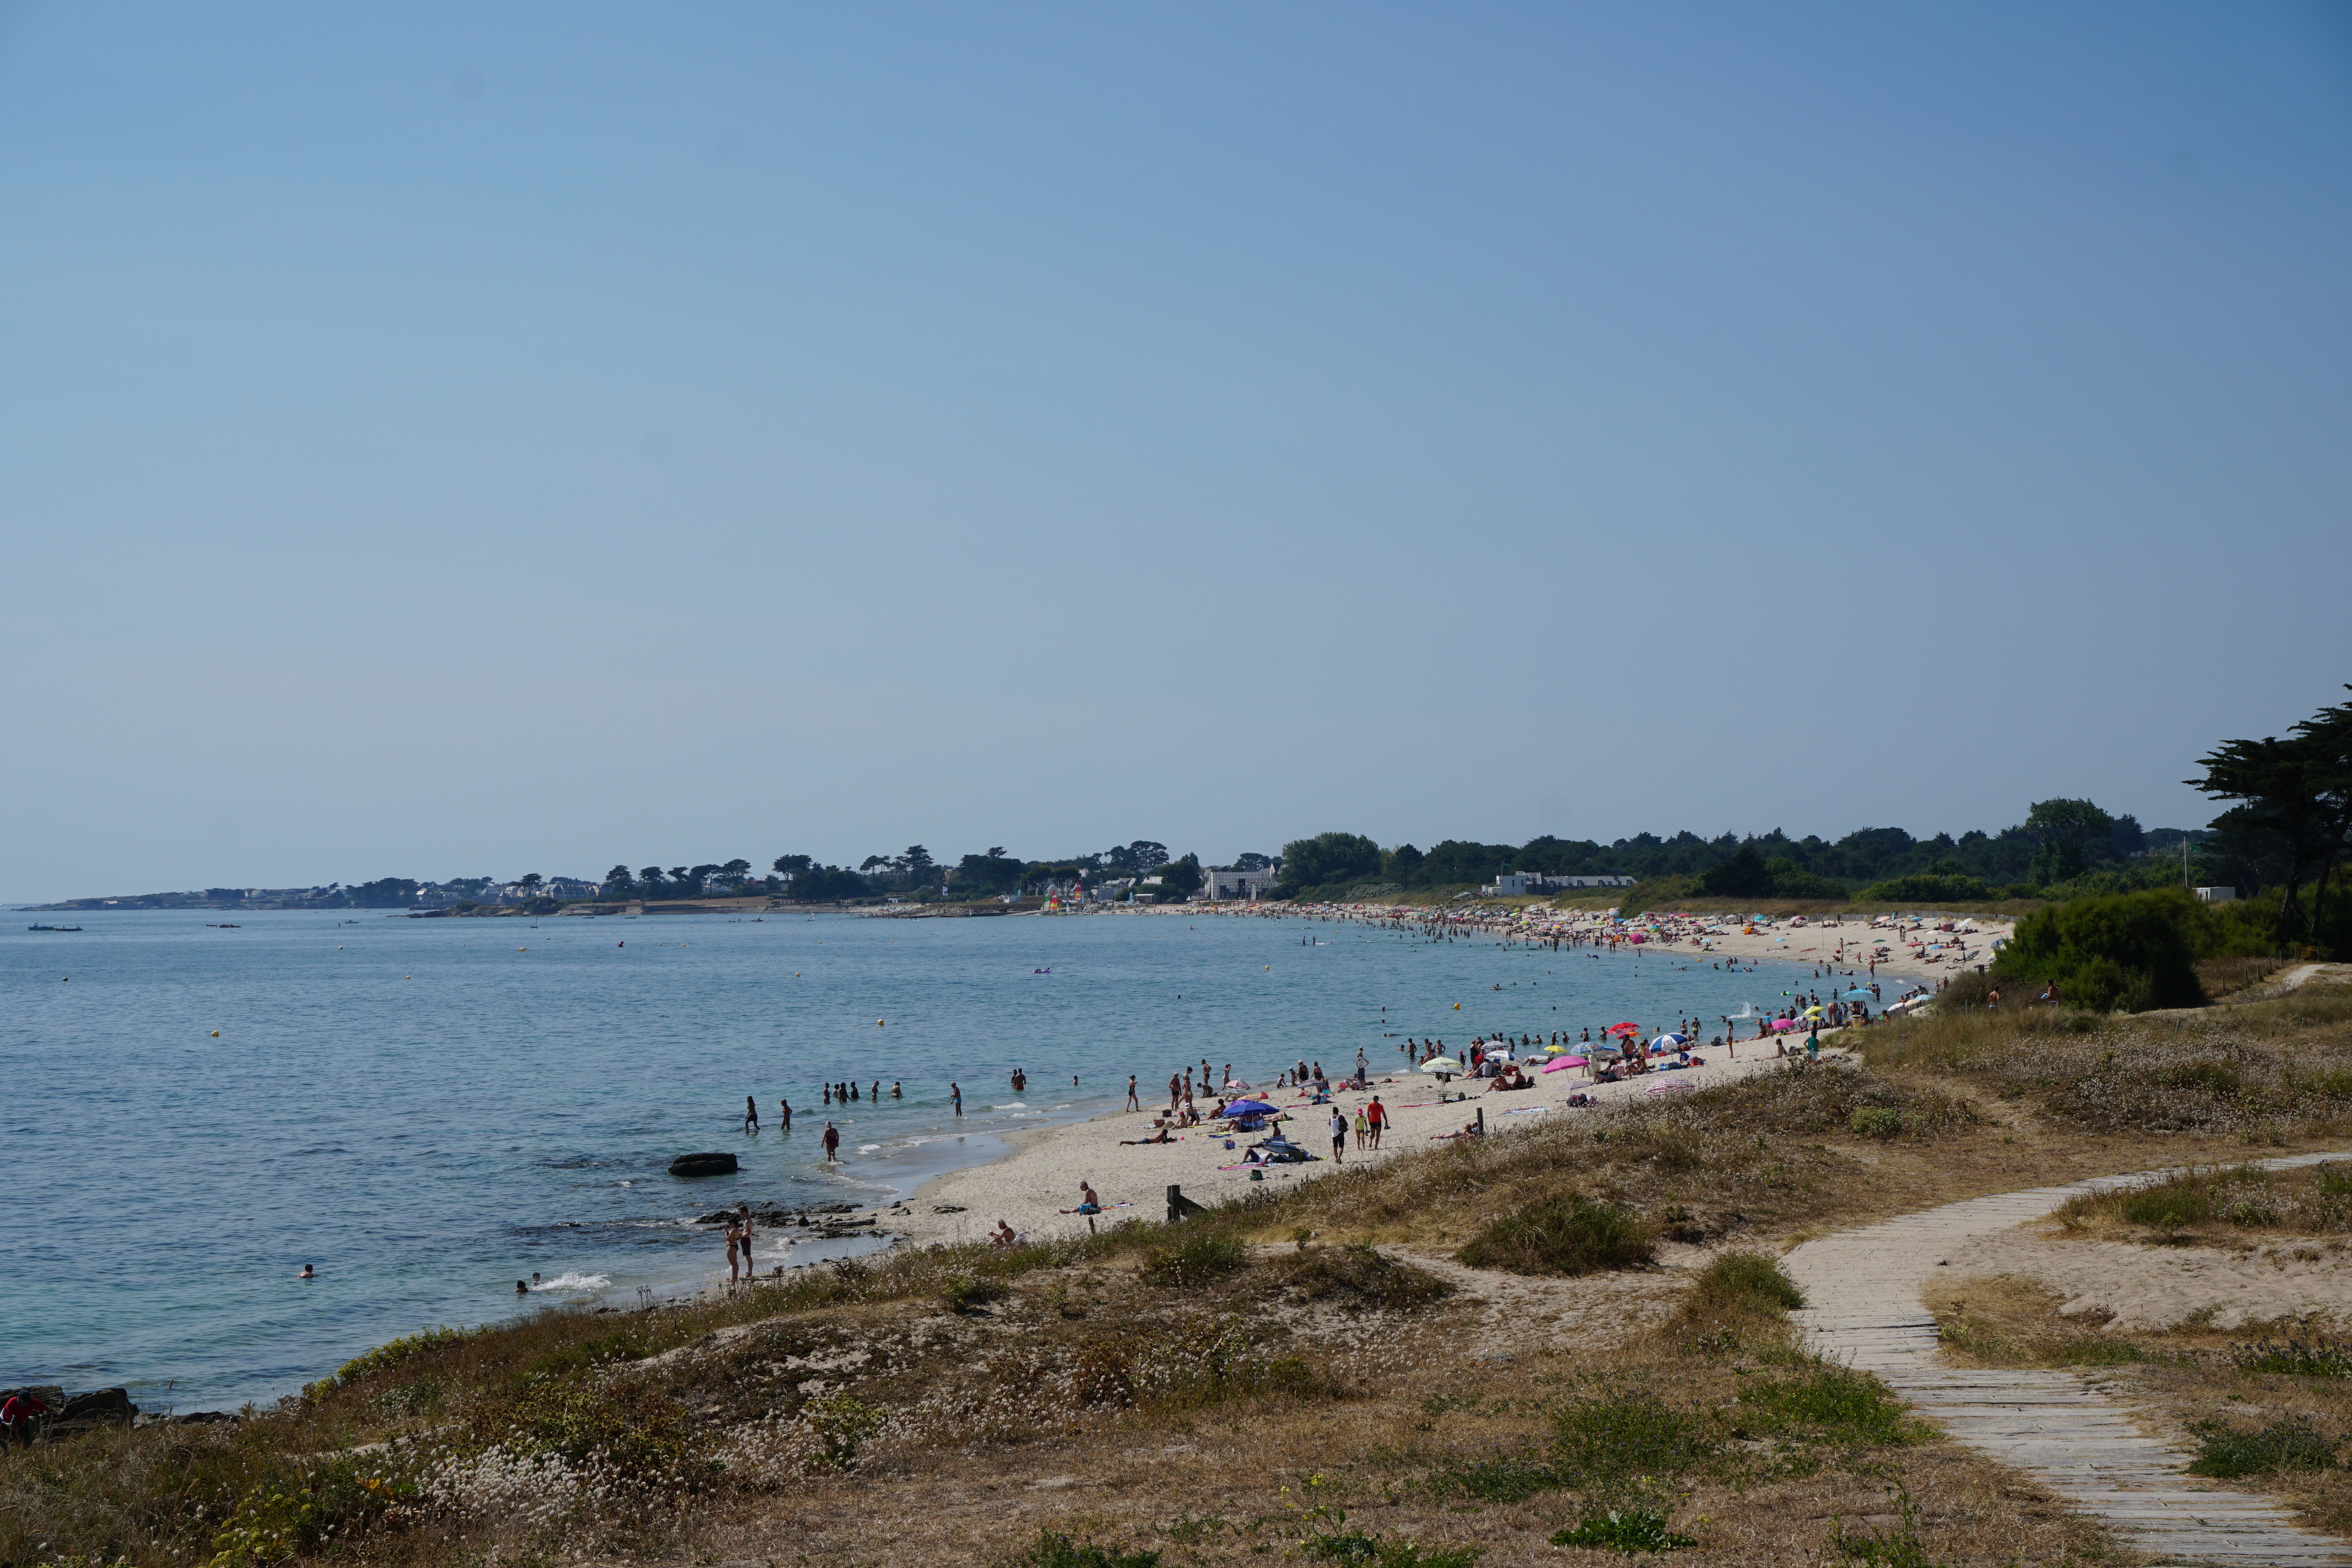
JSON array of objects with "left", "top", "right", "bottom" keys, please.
[
  {"left": 1222, "top": 1099, "right": 1277, "bottom": 1115},
  {"left": 1652, "top": 1032, "right": 1688, "bottom": 1050},
  {"left": 1605, "top": 1022, "right": 1642, "bottom": 1038},
  {"left": 1772, "top": 1018, "right": 1800, "bottom": 1031},
  {"left": 1839, "top": 988, "right": 1874, "bottom": 1001},
  {"left": 1801, "top": 1005, "right": 1825, "bottom": 1018},
  {"left": 1541, "top": 1055, "right": 1587, "bottom": 1072},
  {"left": 1419, "top": 1057, "right": 1464, "bottom": 1073}
]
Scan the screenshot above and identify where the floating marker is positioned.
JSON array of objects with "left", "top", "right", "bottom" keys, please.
[
  {"left": 877, "top": 1019, "right": 886, "bottom": 1027},
  {"left": 210, "top": 1030, "right": 220, "bottom": 1038}
]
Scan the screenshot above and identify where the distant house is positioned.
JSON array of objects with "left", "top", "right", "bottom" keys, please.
[
  {"left": 1205, "top": 868, "right": 1279, "bottom": 901},
  {"left": 2194, "top": 886, "right": 2238, "bottom": 904},
  {"left": 542, "top": 877, "right": 599, "bottom": 901},
  {"left": 1483, "top": 872, "right": 1638, "bottom": 897}
]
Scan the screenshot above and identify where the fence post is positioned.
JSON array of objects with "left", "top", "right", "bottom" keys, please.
[{"left": 1476, "top": 1107, "right": 1486, "bottom": 1137}]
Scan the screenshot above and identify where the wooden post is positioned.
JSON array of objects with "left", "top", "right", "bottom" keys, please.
[
  {"left": 1167, "top": 1184, "right": 1208, "bottom": 1223},
  {"left": 1476, "top": 1107, "right": 1486, "bottom": 1137}
]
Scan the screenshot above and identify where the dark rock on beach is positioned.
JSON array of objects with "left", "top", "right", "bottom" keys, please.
[
  {"left": 667, "top": 1152, "right": 739, "bottom": 1177},
  {"left": 62, "top": 1388, "right": 136, "bottom": 1423}
]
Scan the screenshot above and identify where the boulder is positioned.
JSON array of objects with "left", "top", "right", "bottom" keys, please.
[
  {"left": 667, "top": 1152, "right": 738, "bottom": 1178},
  {"left": 63, "top": 1388, "right": 135, "bottom": 1422}
]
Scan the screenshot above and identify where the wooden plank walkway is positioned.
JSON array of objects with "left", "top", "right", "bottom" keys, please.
[{"left": 1786, "top": 1155, "right": 2352, "bottom": 1567}]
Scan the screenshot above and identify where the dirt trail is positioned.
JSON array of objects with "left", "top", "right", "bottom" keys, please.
[{"left": 1786, "top": 1154, "right": 2352, "bottom": 1567}]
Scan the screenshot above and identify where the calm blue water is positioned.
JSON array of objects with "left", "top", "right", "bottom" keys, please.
[{"left": 1, "top": 907, "right": 1806, "bottom": 1409}]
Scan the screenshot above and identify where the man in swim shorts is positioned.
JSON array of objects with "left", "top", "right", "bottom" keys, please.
[
  {"left": 821, "top": 1122, "right": 840, "bottom": 1162},
  {"left": 1328, "top": 1108, "right": 1347, "bottom": 1163}
]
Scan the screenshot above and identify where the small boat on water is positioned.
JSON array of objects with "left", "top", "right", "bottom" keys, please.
[{"left": 26, "top": 924, "right": 82, "bottom": 932}]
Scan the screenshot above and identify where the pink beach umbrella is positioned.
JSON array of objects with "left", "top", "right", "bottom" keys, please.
[{"left": 1541, "top": 1055, "right": 1588, "bottom": 1072}]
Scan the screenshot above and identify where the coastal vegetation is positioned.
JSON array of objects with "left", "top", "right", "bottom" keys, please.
[{"left": 14, "top": 981, "right": 2352, "bottom": 1563}]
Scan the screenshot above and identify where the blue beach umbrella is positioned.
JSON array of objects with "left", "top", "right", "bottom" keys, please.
[{"left": 1222, "top": 1099, "right": 1277, "bottom": 1115}]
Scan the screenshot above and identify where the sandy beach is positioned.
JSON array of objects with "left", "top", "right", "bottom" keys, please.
[
  {"left": 1230, "top": 900, "right": 2012, "bottom": 985},
  {"left": 790, "top": 901, "right": 2006, "bottom": 1262},
  {"left": 860, "top": 1032, "right": 1853, "bottom": 1250}
]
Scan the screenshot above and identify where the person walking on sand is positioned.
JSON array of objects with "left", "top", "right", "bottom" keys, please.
[
  {"left": 736, "top": 1203, "right": 754, "bottom": 1275},
  {"left": 743, "top": 1095, "right": 759, "bottom": 1133},
  {"left": 1354, "top": 1106, "right": 1369, "bottom": 1151},
  {"left": 1328, "top": 1107, "right": 1348, "bottom": 1163},
  {"left": 821, "top": 1121, "right": 840, "bottom": 1162},
  {"left": 724, "top": 1218, "right": 742, "bottom": 1282},
  {"left": 1366, "top": 1095, "right": 1386, "bottom": 1149},
  {"left": 1126, "top": 1075, "right": 1141, "bottom": 1111}
]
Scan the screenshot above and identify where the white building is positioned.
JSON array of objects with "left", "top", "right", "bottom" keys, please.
[
  {"left": 1205, "top": 867, "right": 1279, "bottom": 901},
  {"left": 1482, "top": 872, "right": 1638, "bottom": 897}
]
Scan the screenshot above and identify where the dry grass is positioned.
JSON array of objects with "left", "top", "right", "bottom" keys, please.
[
  {"left": 1929, "top": 1270, "right": 2352, "bottom": 1538},
  {"left": 28, "top": 1001, "right": 2352, "bottom": 1568},
  {"left": 2203, "top": 955, "right": 2294, "bottom": 1000},
  {"left": 2051, "top": 1162, "right": 2352, "bottom": 1243},
  {"left": 1860, "top": 979, "right": 2352, "bottom": 1141}
]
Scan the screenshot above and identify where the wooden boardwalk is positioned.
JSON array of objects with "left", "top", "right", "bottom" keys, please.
[{"left": 1785, "top": 1155, "right": 2352, "bottom": 1567}]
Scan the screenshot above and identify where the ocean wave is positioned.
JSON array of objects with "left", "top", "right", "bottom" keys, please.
[
  {"left": 528, "top": 1271, "right": 610, "bottom": 1292},
  {"left": 993, "top": 1102, "right": 1026, "bottom": 1110},
  {"left": 858, "top": 1144, "right": 881, "bottom": 1152}
]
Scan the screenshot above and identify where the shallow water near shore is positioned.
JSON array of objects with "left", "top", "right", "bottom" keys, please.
[{"left": 1, "top": 905, "right": 1823, "bottom": 1408}]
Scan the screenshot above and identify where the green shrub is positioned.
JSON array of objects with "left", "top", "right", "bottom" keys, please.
[
  {"left": 1276, "top": 1245, "right": 1454, "bottom": 1312},
  {"left": 1734, "top": 1363, "right": 1930, "bottom": 1446},
  {"left": 329, "top": 1325, "right": 468, "bottom": 1388},
  {"left": 1857, "top": 872, "right": 1994, "bottom": 904},
  {"left": 1429, "top": 1456, "right": 1559, "bottom": 1503},
  {"left": 2231, "top": 1336, "right": 2352, "bottom": 1379},
  {"left": 2186, "top": 1415, "right": 2338, "bottom": 1477},
  {"left": 1549, "top": 1509, "right": 1697, "bottom": 1553},
  {"left": 1690, "top": 1251, "right": 1806, "bottom": 1313},
  {"left": 1142, "top": 1232, "right": 1248, "bottom": 1286},
  {"left": 2117, "top": 1183, "right": 2214, "bottom": 1229},
  {"left": 1551, "top": 1390, "right": 1719, "bottom": 1483},
  {"left": 1849, "top": 1106, "right": 1903, "bottom": 1140},
  {"left": 1456, "top": 1193, "right": 1653, "bottom": 1276},
  {"left": 1993, "top": 888, "right": 2209, "bottom": 1012},
  {"left": 1013, "top": 1530, "right": 1162, "bottom": 1568},
  {"left": 1304, "top": 1536, "right": 1480, "bottom": 1567},
  {"left": 942, "top": 1275, "right": 1011, "bottom": 1312}
]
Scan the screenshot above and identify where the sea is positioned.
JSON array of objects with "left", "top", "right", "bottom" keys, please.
[{"left": 1, "top": 905, "right": 1813, "bottom": 1411}]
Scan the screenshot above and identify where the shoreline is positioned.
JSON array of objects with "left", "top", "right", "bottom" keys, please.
[{"left": 817, "top": 904, "right": 2008, "bottom": 1252}]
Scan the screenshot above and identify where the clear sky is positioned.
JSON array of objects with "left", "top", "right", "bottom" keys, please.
[{"left": 4, "top": 2, "right": 2349, "bottom": 900}]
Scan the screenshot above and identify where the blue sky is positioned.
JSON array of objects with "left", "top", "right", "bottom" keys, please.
[{"left": 4, "top": 2, "right": 2348, "bottom": 899}]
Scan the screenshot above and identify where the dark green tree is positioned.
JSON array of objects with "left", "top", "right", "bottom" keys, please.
[
  {"left": 1158, "top": 852, "right": 1204, "bottom": 897},
  {"left": 1698, "top": 845, "right": 1772, "bottom": 899},
  {"left": 2191, "top": 736, "right": 2331, "bottom": 952},
  {"left": 2023, "top": 798, "right": 2116, "bottom": 885},
  {"left": 1276, "top": 831, "right": 1384, "bottom": 894}
]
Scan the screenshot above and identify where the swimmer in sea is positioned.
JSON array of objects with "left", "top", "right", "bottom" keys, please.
[{"left": 299, "top": 1264, "right": 315, "bottom": 1281}]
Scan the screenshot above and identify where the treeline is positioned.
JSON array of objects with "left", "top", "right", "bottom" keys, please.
[
  {"left": 590, "top": 840, "right": 1230, "bottom": 907},
  {"left": 1277, "top": 684, "right": 2352, "bottom": 961},
  {"left": 1274, "top": 801, "right": 2171, "bottom": 906}
]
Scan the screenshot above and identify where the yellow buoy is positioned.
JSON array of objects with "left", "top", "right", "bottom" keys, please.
[
  {"left": 877, "top": 1019, "right": 886, "bottom": 1027},
  {"left": 210, "top": 1029, "right": 220, "bottom": 1038},
  {"left": 1454, "top": 1002, "right": 1462, "bottom": 1010}
]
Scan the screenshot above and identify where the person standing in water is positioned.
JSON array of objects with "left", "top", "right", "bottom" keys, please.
[
  {"left": 743, "top": 1095, "right": 759, "bottom": 1133},
  {"left": 778, "top": 1096, "right": 792, "bottom": 1129},
  {"left": 821, "top": 1121, "right": 840, "bottom": 1161},
  {"left": 1011, "top": 1067, "right": 1027, "bottom": 1093},
  {"left": 951, "top": 1082, "right": 963, "bottom": 1115},
  {"left": 736, "top": 1203, "right": 754, "bottom": 1275}
]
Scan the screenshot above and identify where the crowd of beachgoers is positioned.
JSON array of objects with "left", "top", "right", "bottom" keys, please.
[
  {"left": 1208, "top": 898, "right": 2007, "bottom": 984},
  {"left": 858, "top": 903, "right": 2025, "bottom": 1254}
]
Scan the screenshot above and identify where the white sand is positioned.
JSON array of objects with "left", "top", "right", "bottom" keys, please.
[{"left": 871, "top": 1037, "right": 1849, "bottom": 1248}]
